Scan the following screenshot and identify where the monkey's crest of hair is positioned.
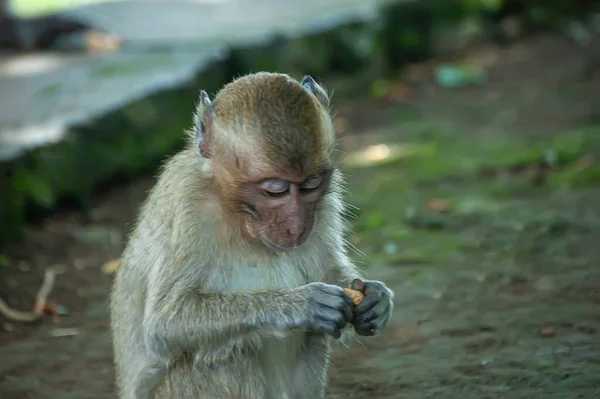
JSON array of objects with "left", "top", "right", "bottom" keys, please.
[{"left": 189, "top": 72, "right": 337, "bottom": 178}]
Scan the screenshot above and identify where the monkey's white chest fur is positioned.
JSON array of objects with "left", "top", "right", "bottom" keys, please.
[
  {"left": 224, "top": 256, "right": 311, "bottom": 292},
  {"left": 204, "top": 249, "right": 328, "bottom": 397},
  {"left": 213, "top": 245, "right": 328, "bottom": 292}
]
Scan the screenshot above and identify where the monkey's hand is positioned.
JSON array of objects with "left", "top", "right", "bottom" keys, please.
[
  {"left": 349, "top": 279, "right": 394, "bottom": 336},
  {"left": 300, "top": 282, "right": 355, "bottom": 339}
]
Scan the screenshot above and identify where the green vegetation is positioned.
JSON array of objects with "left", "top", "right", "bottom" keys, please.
[
  {"left": 10, "top": 0, "right": 118, "bottom": 17},
  {"left": 342, "top": 122, "right": 600, "bottom": 271},
  {"left": 2, "top": 0, "right": 597, "bottom": 244}
]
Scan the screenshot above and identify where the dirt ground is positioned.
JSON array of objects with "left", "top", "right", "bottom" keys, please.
[{"left": 1, "top": 32, "right": 599, "bottom": 399}]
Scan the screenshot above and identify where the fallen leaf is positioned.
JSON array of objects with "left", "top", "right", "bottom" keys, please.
[
  {"left": 102, "top": 259, "right": 121, "bottom": 275},
  {"left": 540, "top": 327, "right": 556, "bottom": 338},
  {"left": 576, "top": 155, "right": 593, "bottom": 170},
  {"left": 427, "top": 198, "right": 451, "bottom": 213},
  {"left": 42, "top": 300, "right": 62, "bottom": 323}
]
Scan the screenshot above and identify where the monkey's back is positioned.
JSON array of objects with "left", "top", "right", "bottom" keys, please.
[
  {"left": 110, "top": 150, "right": 206, "bottom": 397},
  {"left": 109, "top": 216, "right": 156, "bottom": 398}
]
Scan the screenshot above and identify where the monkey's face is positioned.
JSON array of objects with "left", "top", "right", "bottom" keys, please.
[{"left": 241, "top": 170, "right": 331, "bottom": 250}]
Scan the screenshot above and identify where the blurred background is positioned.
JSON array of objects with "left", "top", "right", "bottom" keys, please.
[{"left": 1, "top": 0, "right": 599, "bottom": 398}]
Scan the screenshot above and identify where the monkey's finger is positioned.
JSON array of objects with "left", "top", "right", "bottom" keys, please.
[
  {"left": 354, "top": 308, "right": 379, "bottom": 325},
  {"left": 314, "top": 285, "right": 355, "bottom": 310},
  {"left": 313, "top": 317, "right": 343, "bottom": 338},
  {"left": 354, "top": 324, "right": 378, "bottom": 337},
  {"left": 354, "top": 299, "right": 393, "bottom": 335},
  {"left": 353, "top": 292, "right": 380, "bottom": 315},
  {"left": 359, "top": 299, "right": 392, "bottom": 326},
  {"left": 315, "top": 308, "right": 348, "bottom": 330},
  {"left": 350, "top": 279, "right": 366, "bottom": 292},
  {"left": 339, "top": 291, "right": 356, "bottom": 309},
  {"left": 339, "top": 299, "right": 354, "bottom": 323},
  {"left": 315, "top": 295, "right": 353, "bottom": 322}
]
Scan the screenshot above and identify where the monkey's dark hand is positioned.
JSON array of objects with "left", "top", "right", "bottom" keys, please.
[
  {"left": 350, "top": 279, "right": 394, "bottom": 336},
  {"left": 300, "top": 282, "right": 355, "bottom": 339}
]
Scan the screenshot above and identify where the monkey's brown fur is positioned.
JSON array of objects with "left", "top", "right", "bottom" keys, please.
[{"left": 110, "top": 72, "right": 393, "bottom": 399}]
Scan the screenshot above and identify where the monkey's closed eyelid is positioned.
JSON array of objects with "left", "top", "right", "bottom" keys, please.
[
  {"left": 300, "top": 175, "right": 324, "bottom": 189},
  {"left": 260, "top": 179, "right": 289, "bottom": 194}
]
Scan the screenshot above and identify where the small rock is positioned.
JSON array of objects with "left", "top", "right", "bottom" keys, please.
[
  {"left": 383, "top": 242, "right": 398, "bottom": 255},
  {"left": 55, "top": 305, "right": 70, "bottom": 316},
  {"left": 3, "top": 322, "right": 14, "bottom": 332},
  {"left": 540, "top": 327, "right": 556, "bottom": 338},
  {"left": 49, "top": 328, "right": 80, "bottom": 338},
  {"left": 18, "top": 261, "right": 30, "bottom": 272},
  {"left": 73, "top": 258, "right": 89, "bottom": 270},
  {"left": 533, "top": 276, "right": 556, "bottom": 292},
  {"left": 542, "top": 148, "right": 559, "bottom": 168}
]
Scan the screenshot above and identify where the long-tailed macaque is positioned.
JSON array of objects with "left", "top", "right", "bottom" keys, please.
[{"left": 110, "top": 72, "right": 394, "bottom": 399}]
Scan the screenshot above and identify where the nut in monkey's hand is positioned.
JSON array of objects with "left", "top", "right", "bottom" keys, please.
[{"left": 343, "top": 288, "right": 365, "bottom": 306}]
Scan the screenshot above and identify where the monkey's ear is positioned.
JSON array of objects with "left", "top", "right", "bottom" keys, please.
[
  {"left": 300, "top": 75, "right": 329, "bottom": 108},
  {"left": 194, "top": 90, "right": 214, "bottom": 158}
]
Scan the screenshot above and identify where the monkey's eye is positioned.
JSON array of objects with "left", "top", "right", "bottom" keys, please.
[
  {"left": 260, "top": 179, "right": 289, "bottom": 196},
  {"left": 300, "top": 174, "right": 324, "bottom": 191}
]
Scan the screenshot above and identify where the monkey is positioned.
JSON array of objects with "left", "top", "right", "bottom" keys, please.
[{"left": 109, "top": 72, "right": 395, "bottom": 399}]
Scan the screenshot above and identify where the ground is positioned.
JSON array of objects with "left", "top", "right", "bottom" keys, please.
[{"left": 1, "top": 33, "right": 599, "bottom": 399}]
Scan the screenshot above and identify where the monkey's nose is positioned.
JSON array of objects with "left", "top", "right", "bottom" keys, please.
[{"left": 287, "top": 227, "right": 306, "bottom": 247}]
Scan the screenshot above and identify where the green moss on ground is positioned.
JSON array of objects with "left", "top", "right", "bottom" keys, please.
[{"left": 342, "top": 122, "right": 600, "bottom": 272}]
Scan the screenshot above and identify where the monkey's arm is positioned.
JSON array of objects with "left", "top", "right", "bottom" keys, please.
[
  {"left": 143, "top": 277, "right": 307, "bottom": 360},
  {"left": 142, "top": 263, "right": 352, "bottom": 359}
]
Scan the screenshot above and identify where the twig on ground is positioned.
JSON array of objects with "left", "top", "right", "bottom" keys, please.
[{"left": 0, "top": 267, "right": 61, "bottom": 323}]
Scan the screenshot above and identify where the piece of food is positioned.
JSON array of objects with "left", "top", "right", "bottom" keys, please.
[{"left": 343, "top": 288, "right": 365, "bottom": 305}]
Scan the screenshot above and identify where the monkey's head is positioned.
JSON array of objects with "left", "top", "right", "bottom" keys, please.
[{"left": 192, "top": 72, "right": 337, "bottom": 251}]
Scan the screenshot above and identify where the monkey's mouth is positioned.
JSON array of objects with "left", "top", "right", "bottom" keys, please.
[
  {"left": 261, "top": 237, "right": 305, "bottom": 252},
  {"left": 259, "top": 217, "right": 317, "bottom": 253}
]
